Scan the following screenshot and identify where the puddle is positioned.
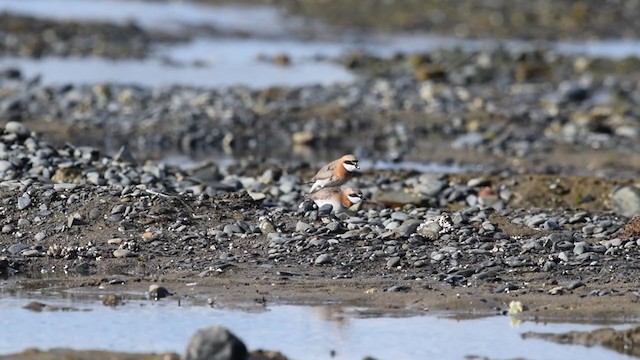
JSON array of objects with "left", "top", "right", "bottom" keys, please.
[
  {"left": 0, "top": 297, "right": 636, "bottom": 359},
  {"left": 0, "top": 0, "right": 302, "bottom": 36},
  {"left": 0, "top": 56, "right": 353, "bottom": 88},
  {"left": 2, "top": 0, "right": 640, "bottom": 89}
]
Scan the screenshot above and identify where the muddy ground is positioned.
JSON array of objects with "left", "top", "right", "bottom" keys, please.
[{"left": 2, "top": 0, "right": 640, "bottom": 359}]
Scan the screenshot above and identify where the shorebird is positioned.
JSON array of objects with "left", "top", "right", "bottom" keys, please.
[
  {"left": 308, "top": 187, "right": 363, "bottom": 213},
  {"left": 309, "top": 154, "right": 359, "bottom": 193}
]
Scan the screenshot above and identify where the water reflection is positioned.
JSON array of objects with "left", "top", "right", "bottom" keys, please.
[{"left": 0, "top": 297, "right": 635, "bottom": 360}]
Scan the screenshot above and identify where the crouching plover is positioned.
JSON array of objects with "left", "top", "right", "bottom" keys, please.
[
  {"left": 308, "top": 187, "right": 363, "bottom": 213},
  {"left": 309, "top": 154, "right": 359, "bottom": 193}
]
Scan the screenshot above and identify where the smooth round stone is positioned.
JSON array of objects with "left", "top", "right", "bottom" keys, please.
[
  {"left": 542, "top": 219, "right": 561, "bottom": 230},
  {"left": 223, "top": 224, "right": 242, "bottom": 235},
  {"left": 8, "top": 243, "right": 28, "bottom": 255},
  {"left": 0, "top": 160, "right": 13, "bottom": 173},
  {"left": 481, "top": 221, "right": 495, "bottom": 231},
  {"left": 34, "top": 232, "right": 46, "bottom": 241},
  {"left": 184, "top": 326, "right": 247, "bottom": 360},
  {"left": 22, "top": 249, "right": 41, "bottom": 257},
  {"left": 113, "top": 249, "right": 136, "bottom": 258},
  {"left": 417, "top": 221, "right": 441, "bottom": 240},
  {"left": 318, "top": 204, "right": 333, "bottom": 215},
  {"left": 386, "top": 256, "right": 401, "bottom": 268},
  {"left": 295, "top": 221, "right": 313, "bottom": 232},
  {"left": 149, "top": 284, "right": 172, "bottom": 300},
  {"left": 391, "top": 211, "right": 408, "bottom": 221},
  {"left": 611, "top": 186, "right": 640, "bottom": 217},
  {"left": 309, "top": 238, "right": 327, "bottom": 247},
  {"left": 5, "top": 121, "right": 30, "bottom": 138},
  {"left": 430, "top": 252, "right": 445, "bottom": 261},
  {"left": 526, "top": 215, "right": 547, "bottom": 227},
  {"left": 385, "top": 221, "right": 400, "bottom": 230},
  {"left": 326, "top": 222, "right": 341, "bottom": 232},
  {"left": 573, "top": 241, "right": 590, "bottom": 255},
  {"left": 107, "top": 238, "right": 123, "bottom": 245},
  {"left": 314, "top": 254, "right": 332, "bottom": 265}
]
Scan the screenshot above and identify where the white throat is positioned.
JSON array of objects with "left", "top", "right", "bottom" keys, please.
[
  {"left": 347, "top": 195, "right": 362, "bottom": 205},
  {"left": 343, "top": 163, "right": 358, "bottom": 172}
]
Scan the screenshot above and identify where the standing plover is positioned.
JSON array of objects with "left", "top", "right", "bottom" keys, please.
[{"left": 309, "top": 154, "right": 359, "bottom": 193}]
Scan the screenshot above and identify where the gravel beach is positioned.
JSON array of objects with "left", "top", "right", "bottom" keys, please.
[{"left": 2, "top": 1, "right": 640, "bottom": 358}]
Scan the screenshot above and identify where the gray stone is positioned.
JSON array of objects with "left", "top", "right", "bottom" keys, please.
[
  {"left": 430, "top": 252, "right": 445, "bottom": 261},
  {"left": 8, "top": 243, "right": 28, "bottom": 255},
  {"left": 17, "top": 195, "right": 31, "bottom": 210},
  {"left": 113, "top": 249, "right": 136, "bottom": 258},
  {"left": 318, "top": 204, "right": 333, "bottom": 215},
  {"left": 326, "top": 221, "right": 341, "bottom": 232},
  {"left": 223, "top": 224, "right": 242, "bottom": 235},
  {"left": 526, "top": 214, "right": 547, "bottom": 227},
  {"left": 394, "top": 220, "right": 422, "bottom": 237},
  {"left": 573, "top": 241, "right": 590, "bottom": 255},
  {"left": 611, "top": 186, "right": 640, "bottom": 217},
  {"left": 417, "top": 221, "right": 442, "bottom": 240},
  {"left": 184, "top": 326, "right": 247, "bottom": 360},
  {"left": 481, "top": 221, "right": 495, "bottom": 231},
  {"left": 386, "top": 256, "right": 401, "bottom": 268},
  {"left": 149, "top": 284, "right": 172, "bottom": 300},
  {"left": 0, "top": 160, "right": 13, "bottom": 173},
  {"left": 34, "top": 231, "right": 46, "bottom": 241},
  {"left": 391, "top": 211, "right": 409, "bottom": 221},
  {"left": 295, "top": 221, "right": 313, "bottom": 232},
  {"left": 22, "top": 249, "right": 41, "bottom": 257},
  {"left": 314, "top": 254, "right": 332, "bottom": 265},
  {"left": 4, "top": 121, "right": 30, "bottom": 138}
]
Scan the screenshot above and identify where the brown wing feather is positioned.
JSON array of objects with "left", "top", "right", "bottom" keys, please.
[{"left": 310, "top": 159, "right": 339, "bottom": 182}]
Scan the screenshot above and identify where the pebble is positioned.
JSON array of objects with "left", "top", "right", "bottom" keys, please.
[
  {"left": 149, "top": 284, "right": 172, "bottom": 300},
  {"left": 113, "top": 249, "right": 136, "bottom": 258},
  {"left": 21, "top": 249, "right": 41, "bottom": 257},
  {"left": 611, "top": 186, "right": 640, "bottom": 217},
  {"left": 17, "top": 195, "right": 31, "bottom": 210},
  {"left": 8, "top": 243, "right": 28, "bottom": 255},
  {"left": 386, "top": 256, "right": 401, "bottom": 268},
  {"left": 314, "top": 254, "right": 332, "bottom": 265},
  {"left": 184, "top": 326, "right": 247, "bottom": 360}
]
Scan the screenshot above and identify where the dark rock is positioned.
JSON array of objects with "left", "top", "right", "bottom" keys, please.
[{"left": 184, "top": 326, "right": 248, "bottom": 360}]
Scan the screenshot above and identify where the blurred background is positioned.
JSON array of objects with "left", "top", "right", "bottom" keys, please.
[{"left": 1, "top": 0, "right": 640, "bottom": 176}]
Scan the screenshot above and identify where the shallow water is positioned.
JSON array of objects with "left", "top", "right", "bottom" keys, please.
[
  {"left": 0, "top": 56, "right": 354, "bottom": 88},
  {"left": 0, "top": 296, "right": 635, "bottom": 360},
  {"left": 0, "top": 0, "right": 299, "bottom": 36},
  {"left": 2, "top": 0, "right": 640, "bottom": 89}
]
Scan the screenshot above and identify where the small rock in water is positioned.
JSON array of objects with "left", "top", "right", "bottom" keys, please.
[
  {"left": 184, "top": 326, "right": 247, "bottom": 360},
  {"left": 149, "top": 284, "right": 172, "bottom": 300},
  {"left": 102, "top": 294, "right": 123, "bottom": 307}
]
